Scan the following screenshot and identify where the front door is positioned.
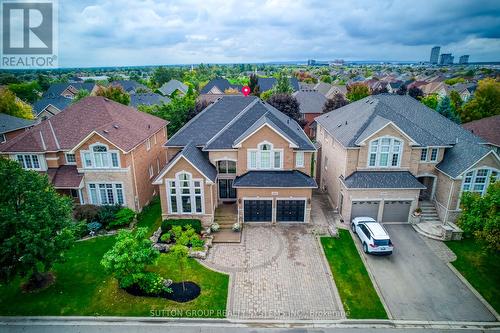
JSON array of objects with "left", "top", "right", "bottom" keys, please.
[{"left": 218, "top": 179, "right": 236, "bottom": 200}]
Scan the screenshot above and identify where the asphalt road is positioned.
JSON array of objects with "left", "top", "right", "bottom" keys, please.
[{"left": 360, "top": 224, "right": 496, "bottom": 321}]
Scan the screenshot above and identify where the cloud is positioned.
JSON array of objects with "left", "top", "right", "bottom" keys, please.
[{"left": 57, "top": 0, "right": 500, "bottom": 66}]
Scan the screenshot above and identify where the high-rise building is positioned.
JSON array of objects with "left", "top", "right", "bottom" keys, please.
[
  {"left": 459, "top": 55, "right": 470, "bottom": 64},
  {"left": 439, "top": 53, "right": 454, "bottom": 65},
  {"left": 430, "top": 46, "right": 440, "bottom": 64}
]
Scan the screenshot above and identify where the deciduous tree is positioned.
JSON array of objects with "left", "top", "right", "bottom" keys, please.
[
  {"left": 420, "top": 94, "right": 439, "bottom": 110},
  {"left": 0, "top": 159, "right": 75, "bottom": 288},
  {"left": 322, "top": 93, "right": 349, "bottom": 113},
  {"left": 95, "top": 85, "right": 131, "bottom": 105},
  {"left": 267, "top": 93, "right": 303, "bottom": 125},
  {"left": 346, "top": 83, "right": 370, "bottom": 101},
  {"left": 408, "top": 87, "right": 424, "bottom": 100},
  {"left": 460, "top": 78, "right": 500, "bottom": 123},
  {"left": 0, "top": 88, "right": 34, "bottom": 119}
]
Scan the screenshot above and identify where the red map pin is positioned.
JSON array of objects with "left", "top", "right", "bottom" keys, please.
[{"left": 242, "top": 86, "right": 251, "bottom": 96}]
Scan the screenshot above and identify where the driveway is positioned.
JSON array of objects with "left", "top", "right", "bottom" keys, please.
[
  {"left": 359, "top": 224, "right": 496, "bottom": 322},
  {"left": 203, "top": 223, "right": 343, "bottom": 320}
]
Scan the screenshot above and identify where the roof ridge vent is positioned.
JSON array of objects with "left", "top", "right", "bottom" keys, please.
[
  {"left": 103, "top": 130, "right": 109, "bottom": 134},
  {"left": 113, "top": 124, "right": 119, "bottom": 129}
]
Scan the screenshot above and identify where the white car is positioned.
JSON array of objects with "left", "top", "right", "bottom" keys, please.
[{"left": 351, "top": 217, "right": 394, "bottom": 255}]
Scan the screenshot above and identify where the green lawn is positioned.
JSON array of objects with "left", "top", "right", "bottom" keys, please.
[
  {"left": 446, "top": 238, "right": 500, "bottom": 314},
  {"left": 0, "top": 199, "right": 229, "bottom": 317},
  {"left": 321, "top": 231, "right": 388, "bottom": 319}
]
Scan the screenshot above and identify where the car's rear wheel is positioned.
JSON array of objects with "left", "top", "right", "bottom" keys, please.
[
  {"left": 351, "top": 223, "right": 356, "bottom": 233},
  {"left": 363, "top": 243, "right": 368, "bottom": 253}
]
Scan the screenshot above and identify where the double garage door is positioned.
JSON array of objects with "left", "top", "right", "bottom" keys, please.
[
  {"left": 351, "top": 200, "right": 411, "bottom": 222},
  {"left": 243, "top": 199, "right": 306, "bottom": 223}
]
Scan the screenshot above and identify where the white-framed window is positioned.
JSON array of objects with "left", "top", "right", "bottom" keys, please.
[
  {"left": 16, "top": 154, "right": 43, "bottom": 170},
  {"left": 462, "top": 168, "right": 498, "bottom": 196},
  {"left": 146, "top": 138, "right": 151, "bottom": 151},
  {"left": 295, "top": 151, "right": 305, "bottom": 168},
  {"left": 368, "top": 137, "right": 402, "bottom": 167},
  {"left": 247, "top": 142, "right": 283, "bottom": 170},
  {"left": 65, "top": 153, "right": 76, "bottom": 164},
  {"left": 149, "top": 165, "right": 154, "bottom": 179},
  {"left": 0, "top": 133, "right": 5, "bottom": 143},
  {"left": 430, "top": 148, "right": 438, "bottom": 162},
  {"left": 81, "top": 143, "right": 120, "bottom": 169},
  {"left": 88, "top": 182, "right": 125, "bottom": 205},
  {"left": 420, "top": 149, "right": 427, "bottom": 161},
  {"left": 166, "top": 172, "right": 204, "bottom": 214},
  {"left": 217, "top": 160, "right": 237, "bottom": 174}
]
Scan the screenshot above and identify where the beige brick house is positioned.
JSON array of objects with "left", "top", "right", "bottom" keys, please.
[
  {"left": 153, "top": 96, "right": 317, "bottom": 226},
  {"left": 315, "top": 94, "right": 499, "bottom": 224},
  {"left": 0, "top": 96, "right": 168, "bottom": 212}
]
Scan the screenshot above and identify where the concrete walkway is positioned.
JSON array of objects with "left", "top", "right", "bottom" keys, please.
[{"left": 202, "top": 221, "right": 344, "bottom": 320}]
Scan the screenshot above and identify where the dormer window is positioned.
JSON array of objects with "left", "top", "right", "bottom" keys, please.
[
  {"left": 248, "top": 142, "right": 283, "bottom": 170},
  {"left": 81, "top": 143, "right": 120, "bottom": 169},
  {"left": 368, "top": 137, "right": 402, "bottom": 167}
]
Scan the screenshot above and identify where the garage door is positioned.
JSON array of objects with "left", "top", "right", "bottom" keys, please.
[
  {"left": 351, "top": 201, "right": 380, "bottom": 220},
  {"left": 276, "top": 200, "right": 306, "bottom": 222},
  {"left": 243, "top": 200, "right": 273, "bottom": 222},
  {"left": 382, "top": 201, "right": 411, "bottom": 222}
]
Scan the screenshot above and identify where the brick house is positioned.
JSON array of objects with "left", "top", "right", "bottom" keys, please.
[
  {"left": 315, "top": 94, "right": 499, "bottom": 224},
  {"left": 0, "top": 113, "right": 36, "bottom": 144},
  {"left": 0, "top": 96, "right": 168, "bottom": 211},
  {"left": 292, "top": 90, "right": 327, "bottom": 138},
  {"left": 153, "top": 96, "right": 317, "bottom": 226}
]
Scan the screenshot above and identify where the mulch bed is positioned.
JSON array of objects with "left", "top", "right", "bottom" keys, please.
[
  {"left": 21, "top": 272, "right": 55, "bottom": 293},
  {"left": 125, "top": 281, "right": 200, "bottom": 303}
]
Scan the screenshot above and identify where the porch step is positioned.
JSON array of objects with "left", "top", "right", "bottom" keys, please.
[{"left": 212, "top": 228, "right": 241, "bottom": 243}]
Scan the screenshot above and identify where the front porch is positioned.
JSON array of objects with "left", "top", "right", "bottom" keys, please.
[{"left": 212, "top": 202, "right": 241, "bottom": 243}]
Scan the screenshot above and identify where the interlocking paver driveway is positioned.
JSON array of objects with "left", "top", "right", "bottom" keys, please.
[{"left": 203, "top": 223, "right": 344, "bottom": 320}]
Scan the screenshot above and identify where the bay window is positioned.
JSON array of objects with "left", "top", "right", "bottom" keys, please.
[
  {"left": 247, "top": 142, "right": 283, "bottom": 170},
  {"left": 88, "top": 183, "right": 124, "bottom": 205},
  {"left": 462, "top": 168, "right": 498, "bottom": 196},
  {"left": 81, "top": 144, "right": 120, "bottom": 169},
  {"left": 368, "top": 137, "right": 402, "bottom": 167},
  {"left": 167, "top": 172, "right": 204, "bottom": 214}
]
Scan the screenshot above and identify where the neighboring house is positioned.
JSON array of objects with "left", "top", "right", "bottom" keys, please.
[
  {"left": 315, "top": 94, "right": 499, "bottom": 225},
  {"left": 325, "top": 84, "right": 348, "bottom": 99},
  {"left": 159, "top": 79, "right": 189, "bottom": 97},
  {"left": 449, "top": 83, "right": 476, "bottom": 101},
  {"left": 0, "top": 113, "right": 36, "bottom": 143},
  {"left": 257, "top": 77, "right": 300, "bottom": 93},
  {"left": 153, "top": 96, "right": 317, "bottom": 226},
  {"left": 385, "top": 81, "right": 404, "bottom": 93},
  {"left": 110, "top": 80, "right": 150, "bottom": 94},
  {"left": 0, "top": 96, "right": 168, "bottom": 211},
  {"left": 198, "top": 78, "right": 242, "bottom": 103},
  {"left": 292, "top": 90, "right": 327, "bottom": 137},
  {"left": 130, "top": 93, "right": 171, "bottom": 108},
  {"left": 462, "top": 115, "right": 500, "bottom": 154},
  {"left": 33, "top": 82, "right": 97, "bottom": 119},
  {"left": 421, "top": 81, "right": 448, "bottom": 97}
]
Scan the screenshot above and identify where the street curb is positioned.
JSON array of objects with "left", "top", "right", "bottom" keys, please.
[
  {"left": 1, "top": 316, "right": 499, "bottom": 329},
  {"left": 446, "top": 262, "right": 500, "bottom": 321}
]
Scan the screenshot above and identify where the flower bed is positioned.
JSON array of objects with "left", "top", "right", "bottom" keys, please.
[
  {"left": 125, "top": 281, "right": 201, "bottom": 303},
  {"left": 74, "top": 204, "right": 137, "bottom": 238}
]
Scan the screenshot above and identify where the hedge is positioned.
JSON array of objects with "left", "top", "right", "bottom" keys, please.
[{"left": 161, "top": 219, "right": 202, "bottom": 234}]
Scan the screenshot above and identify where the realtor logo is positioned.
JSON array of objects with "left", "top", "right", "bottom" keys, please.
[{"left": 1, "top": 0, "right": 58, "bottom": 68}]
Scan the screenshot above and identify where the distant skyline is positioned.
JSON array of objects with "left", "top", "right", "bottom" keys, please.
[{"left": 58, "top": 0, "right": 500, "bottom": 67}]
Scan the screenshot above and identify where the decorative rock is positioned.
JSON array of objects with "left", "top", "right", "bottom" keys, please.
[
  {"left": 328, "top": 225, "right": 339, "bottom": 238},
  {"left": 204, "top": 236, "right": 213, "bottom": 248},
  {"left": 150, "top": 227, "right": 162, "bottom": 243},
  {"left": 163, "top": 278, "right": 173, "bottom": 288},
  {"left": 189, "top": 250, "right": 207, "bottom": 259},
  {"left": 153, "top": 243, "right": 170, "bottom": 252}
]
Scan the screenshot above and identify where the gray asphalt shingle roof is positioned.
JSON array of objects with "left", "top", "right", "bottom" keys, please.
[
  {"left": 0, "top": 113, "right": 35, "bottom": 134},
  {"left": 257, "top": 77, "right": 300, "bottom": 92},
  {"left": 292, "top": 90, "right": 327, "bottom": 114},
  {"left": 158, "top": 79, "right": 188, "bottom": 96},
  {"left": 181, "top": 141, "right": 217, "bottom": 181},
  {"left": 316, "top": 94, "right": 495, "bottom": 178},
  {"left": 233, "top": 170, "right": 317, "bottom": 188},
  {"left": 130, "top": 93, "right": 170, "bottom": 108},
  {"left": 167, "top": 96, "right": 315, "bottom": 151},
  {"left": 43, "top": 82, "right": 95, "bottom": 98},
  {"left": 32, "top": 95, "right": 72, "bottom": 116},
  {"left": 200, "top": 78, "right": 242, "bottom": 94},
  {"left": 343, "top": 171, "right": 426, "bottom": 189}
]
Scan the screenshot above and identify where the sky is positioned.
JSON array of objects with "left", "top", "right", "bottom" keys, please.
[{"left": 58, "top": 0, "right": 500, "bottom": 67}]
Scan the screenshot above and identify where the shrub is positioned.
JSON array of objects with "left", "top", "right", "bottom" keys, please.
[
  {"left": 98, "top": 204, "right": 122, "bottom": 228},
  {"left": 161, "top": 219, "right": 202, "bottom": 234},
  {"left": 160, "top": 232, "right": 171, "bottom": 243},
  {"left": 87, "top": 222, "right": 102, "bottom": 232},
  {"left": 191, "top": 238, "right": 205, "bottom": 248},
  {"left": 74, "top": 221, "right": 89, "bottom": 238},
  {"left": 74, "top": 204, "right": 100, "bottom": 222},
  {"left": 138, "top": 272, "right": 171, "bottom": 295},
  {"left": 108, "top": 207, "right": 136, "bottom": 229}
]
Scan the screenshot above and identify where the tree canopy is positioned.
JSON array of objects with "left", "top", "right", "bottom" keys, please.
[
  {"left": 95, "top": 85, "right": 131, "bottom": 105},
  {"left": 408, "top": 86, "right": 423, "bottom": 100},
  {"left": 436, "top": 95, "right": 461, "bottom": 123},
  {"left": 323, "top": 93, "right": 349, "bottom": 113},
  {"left": 0, "top": 158, "right": 75, "bottom": 286},
  {"left": 0, "top": 88, "right": 34, "bottom": 119},
  {"left": 460, "top": 78, "right": 500, "bottom": 123},
  {"left": 420, "top": 94, "right": 439, "bottom": 110},
  {"left": 346, "top": 83, "right": 370, "bottom": 101},
  {"left": 7, "top": 81, "right": 41, "bottom": 104},
  {"left": 267, "top": 93, "right": 303, "bottom": 125}
]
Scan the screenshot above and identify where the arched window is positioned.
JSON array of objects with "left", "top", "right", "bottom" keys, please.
[
  {"left": 167, "top": 172, "right": 204, "bottom": 214},
  {"left": 368, "top": 137, "right": 402, "bottom": 167},
  {"left": 247, "top": 141, "right": 283, "bottom": 170},
  {"left": 462, "top": 168, "right": 498, "bottom": 196},
  {"left": 82, "top": 143, "right": 120, "bottom": 168}
]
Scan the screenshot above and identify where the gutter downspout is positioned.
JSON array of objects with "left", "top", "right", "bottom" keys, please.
[
  {"left": 131, "top": 150, "right": 140, "bottom": 211},
  {"left": 444, "top": 179, "right": 455, "bottom": 224}
]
